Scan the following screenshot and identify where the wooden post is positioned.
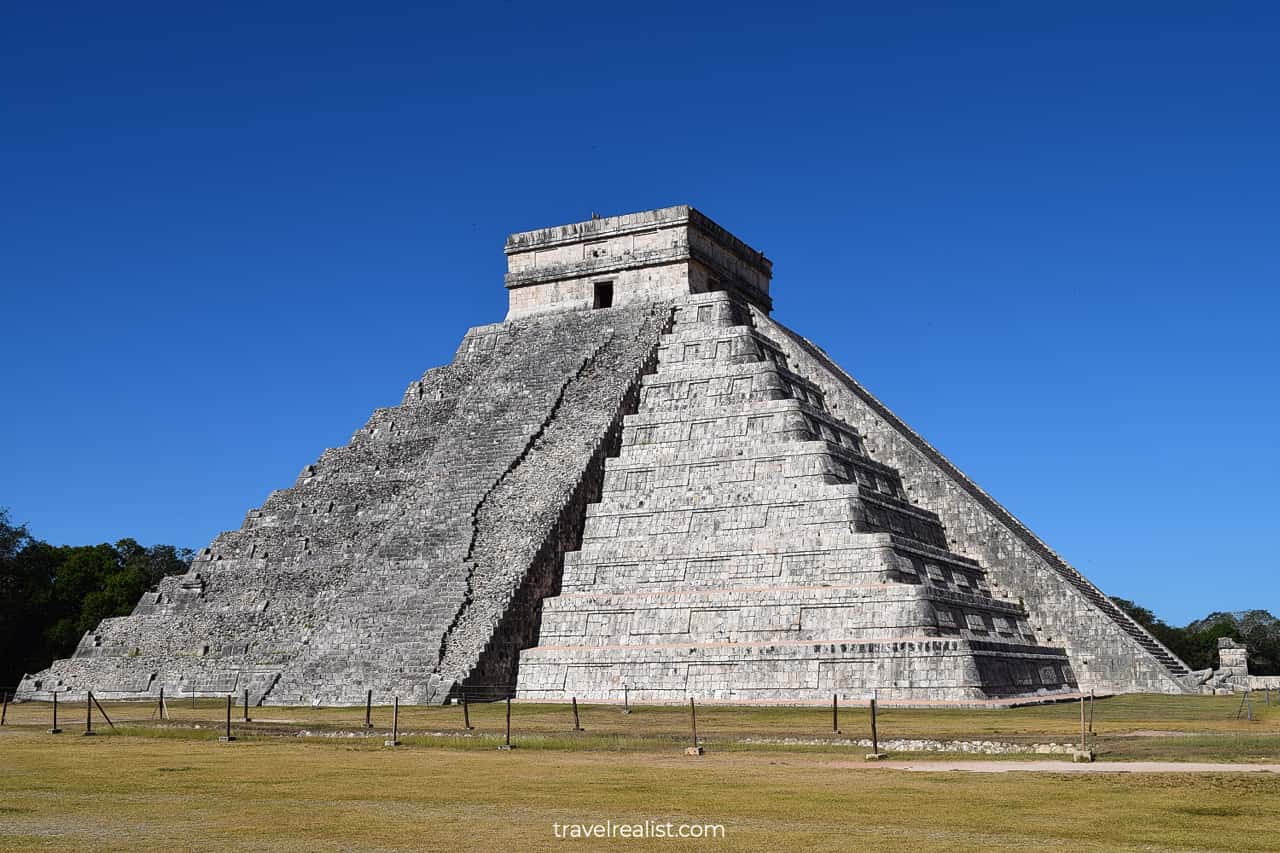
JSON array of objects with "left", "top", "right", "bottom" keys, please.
[
  {"left": 622, "top": 683, "right": 631, "bottom": 714},
  {"left": 385, "top": 696, "right": 400, "bottom": 747},
  {"left": 219, "top": 694, "right": 235, "bottom": 742},
  {"left": 832, "top": 693, "right": 840, "bottom": 734},
  {"left": 364, "top": 689, "right": 373, "bottom": 728},
  {"left": 572, "top": 697, "right": 583, "bottom": 731},
  {"left": 242, "top": 689, "right": 251, "bottom": 723},
  {"left": 90, "top": 693, "right": 116, "bottom": 731},
  {"left": 191, "top": 679, "right": 196, "bottom": 709},
  {"left": 498, "top": 696, "right": 513, "bottom": 749},
  {"left": 1, "top": 690, "right": 8, "bottom": 726},
  {"left": 869, "top": 697, "right": 881, "bottom": 757},
  {"left": 462, "top": 691, "right": 473, "bottom": 730},
  {"left": 84, "top": 691, "right": 94, "bottom": 736},
  {"left": 1072, "top": 693, "right": 1092, "bottom": 761},
  {"left": 685, "top": 697, "right": 703, "bottom": 755},
  {"left": 160, "top": 686, "right": 168, "bottom": 721},
  {"left": 48, "top": 691, "right": 62, "bottom": 734}
]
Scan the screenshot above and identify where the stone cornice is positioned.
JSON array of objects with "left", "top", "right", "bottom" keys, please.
[
  {"left": 504, "top": 245, "right": 689, "bottom": 289},
  {"left": 504, "top": 205, "right": 772, "bottom": 277}
]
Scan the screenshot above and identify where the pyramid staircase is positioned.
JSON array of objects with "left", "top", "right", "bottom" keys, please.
[{"left": 516, "top": 292, "right": 1080, "bottom": 704}]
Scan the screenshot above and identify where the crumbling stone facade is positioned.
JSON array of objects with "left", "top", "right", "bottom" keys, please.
[
  {"left": 19, "top": 206, "right": 1191, "bottom": 705},
  {"left": 19, "top": 302, "right": 674, "bottom": 705}
]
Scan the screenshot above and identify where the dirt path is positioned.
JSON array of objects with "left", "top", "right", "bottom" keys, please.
[{"left": 852, "top": 760, "right": 1280, "bottom": 773}]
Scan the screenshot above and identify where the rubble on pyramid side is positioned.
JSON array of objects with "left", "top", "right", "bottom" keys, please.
[{"left": 19, "top": 303, "right": 674, "bottom": 705}]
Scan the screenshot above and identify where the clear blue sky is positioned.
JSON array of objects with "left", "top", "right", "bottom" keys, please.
[{"left": 2, "top": 2, "right": 1276, "bottom": 626}]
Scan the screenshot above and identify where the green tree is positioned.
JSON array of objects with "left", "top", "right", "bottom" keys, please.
[
  {"left": 0, "top": 509, "right": 46, "bottom": 689},
  {"left": 1112, "top": 597, "right": 1280, "bottom": 675},
  {"left": 0, "top": 509, "right": 192, "bottom": 688}
]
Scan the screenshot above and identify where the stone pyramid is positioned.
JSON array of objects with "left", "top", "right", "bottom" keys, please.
[{"left": 19, "top": 206, "right": 1192, "bottom": 706}]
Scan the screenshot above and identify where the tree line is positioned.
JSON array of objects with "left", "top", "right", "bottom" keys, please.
[
  {"left": 1112, "top": 598, "right": 1279, "bottom": 675},
  {"left": 0, "top": 508, "right": 192, "bottom": 688}
]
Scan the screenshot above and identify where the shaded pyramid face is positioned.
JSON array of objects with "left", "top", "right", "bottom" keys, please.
[{"left": 516, "top": 293, "right": 1079, "bottom": 703}]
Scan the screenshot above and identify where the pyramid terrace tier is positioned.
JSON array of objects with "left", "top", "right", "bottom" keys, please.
[
  {"left": 581, "top": 480, "right": 945, "bottom": 547},
  {"left": 515, "top": 636, "right": 1077, "bottom": 705},
  {"left": 640, "top": 353, "right": 833, "bottom": 415},
  {"left": 656, "top": 316, "right": 791, "bottom": 364},
  {"left": 562, "top": 530, "right": 995, "bottom": 595},
  {"left": 609, "top": 428, "right": 908, "bottom": 492},
  {"left": 623, "top": 398, "right": 866, "bottom": 457},
  {"left": 536, "top": 583, "right": 1038, "bottom": 646},
  {"left": 597, "top": 434, "right": 919, "bottom": 510}
]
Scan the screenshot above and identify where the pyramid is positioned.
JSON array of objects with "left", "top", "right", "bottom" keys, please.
[{"left": 19, "top": 206, "right": 1192, "bottom": 706}]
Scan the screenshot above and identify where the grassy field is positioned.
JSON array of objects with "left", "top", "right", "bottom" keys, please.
[{"left": 3, "top": 694, "right": 1279, "bottom": 850}]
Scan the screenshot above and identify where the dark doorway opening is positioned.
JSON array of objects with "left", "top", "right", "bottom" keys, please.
[{"left": 593, "top": 281, "right": 614, "bottom": 309}]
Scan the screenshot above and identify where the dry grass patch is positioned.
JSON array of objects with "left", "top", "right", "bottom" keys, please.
[{"left": 2, "top": 728, "right": 1279, "bottom": 851}]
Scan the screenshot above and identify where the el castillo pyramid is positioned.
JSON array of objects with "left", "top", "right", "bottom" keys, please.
[{"left": 19, "top": 206, "right": 1195, "bottom": 706}]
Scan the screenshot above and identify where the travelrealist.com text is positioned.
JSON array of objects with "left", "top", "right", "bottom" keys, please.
[{"left": 552, "top": 821, "right": 726, "bottom": 840}]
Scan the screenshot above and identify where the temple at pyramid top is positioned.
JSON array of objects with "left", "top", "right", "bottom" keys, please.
[{"left": 504, "top": 205, "right": 773, "bottom": 319}]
